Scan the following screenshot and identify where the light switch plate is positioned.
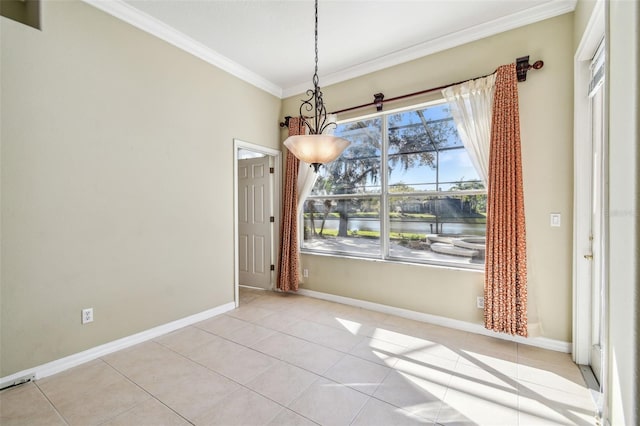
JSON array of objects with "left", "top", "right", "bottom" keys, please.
[{"left": 550, "top": 213, "right": 561, "bottom": 227}]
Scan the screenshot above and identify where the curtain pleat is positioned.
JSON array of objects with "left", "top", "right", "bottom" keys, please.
[
  {"left": 441, "top": 74, "right": 496, "bottom": 187},
  {"left": 484, "top": 64, "right": 528, "bottom": 337},
  {"left": 277, "top": 117, "right": 303, "bottom": 292}
]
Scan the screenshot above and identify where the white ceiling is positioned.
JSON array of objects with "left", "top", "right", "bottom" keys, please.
[{"left": 86, "top": 0, "right": 576, "bottom": 98}]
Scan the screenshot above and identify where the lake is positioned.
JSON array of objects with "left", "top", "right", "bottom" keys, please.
[{"left": 304, "top": 217, "right": 485, "bottom": 236}]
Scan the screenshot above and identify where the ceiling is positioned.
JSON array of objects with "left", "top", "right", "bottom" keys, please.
[{"left": 86, "top": 0, "right": 576, "bottom": 98}]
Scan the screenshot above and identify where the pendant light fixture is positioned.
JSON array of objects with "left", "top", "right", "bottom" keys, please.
[{"left": 283, "top": 0, "right": 350, "bottom": 172}]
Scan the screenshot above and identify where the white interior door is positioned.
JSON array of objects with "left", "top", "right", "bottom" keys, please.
[
  {"left": 238, "top": 155, "right": 272, "bottom": 289},
  {"left": 587, "top": 43, "right": 606, "bottom": 385}
]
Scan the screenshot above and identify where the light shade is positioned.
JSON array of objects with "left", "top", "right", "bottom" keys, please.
[{"left": 283, "top": 134, "right": 350, "bottom": 168}]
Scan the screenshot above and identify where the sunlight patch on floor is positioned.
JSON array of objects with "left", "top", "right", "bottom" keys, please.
[{"left": 335, "top": 317, "right": 361, "bottom": 335}]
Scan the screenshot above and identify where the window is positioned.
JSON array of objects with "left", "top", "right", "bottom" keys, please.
[{"left": 301, "top": 101, "right": 487, "bottom": 268}]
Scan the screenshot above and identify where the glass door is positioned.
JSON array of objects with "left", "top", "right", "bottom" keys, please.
[{"left": 587, "top": 41, "right": 606, "bottom": 385}]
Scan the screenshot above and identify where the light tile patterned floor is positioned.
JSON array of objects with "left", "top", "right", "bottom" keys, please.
[{"left": 0, "top": 287, "right": 597, "bottom": 425}]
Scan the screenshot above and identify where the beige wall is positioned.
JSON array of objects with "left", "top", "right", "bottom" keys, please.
[
  {"left": 282, "top": 14, "right": 575, "bottom": 342},
  {"left": 605, "top": 1, "right": 639, "bottom": 423},
  {"left": 0, "top": 0, "right": 281, "bottom": 377}
]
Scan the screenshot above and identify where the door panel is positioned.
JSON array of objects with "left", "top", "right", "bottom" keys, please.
[
  {"left": 238, "top": 234, "right": 249, "bottom": 273},
  {"left": 238, "top": 156, "right": 272, "bottom": 289},
  {"left": 253, "top": 235, "right": 266, "bottom": 274}
]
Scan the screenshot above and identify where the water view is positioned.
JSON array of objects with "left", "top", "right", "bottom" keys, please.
[{"left": 307, "top": 218, "right": 485, "bottom": 236}]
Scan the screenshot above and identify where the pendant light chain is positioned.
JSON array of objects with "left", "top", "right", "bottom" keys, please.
[
  {"left": 313, "top": 0, "right": 319, "bottom": 89},
  {"left": 312, "top": 0, "right": 322, "bottom": 135}
]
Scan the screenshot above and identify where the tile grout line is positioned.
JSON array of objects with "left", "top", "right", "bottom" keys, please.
[
  {"left": 431, "top": 365, "right": 456, "bottom": 425},
  {"left": 99, "top": 356, "right": 195, "bottom": 425},
  {"left": 265, "top": 292, "right": 516, "bottom": 424},
  {"left": 246, "top": 292, "right": 587, "bottom": 400},
  {"left": 258, "top": 294, "right": 584, "bottom": 424},
  {"left": 161, "top": 316, "right": 407, "bottom": 424},
  {"left": 346, "top": 394, "right": 372, "bottom": 426},
  {"left": 149, "top": 337, "right": 305, "bottom": 423},
  {"left": 240, "top": 292, "right": 522, "bottom": 424},
  {"left": 190, "top": 321, "right": 348, "bottom": 378},
  {"left": 32, "top": 382, "right": 72, "bottom": 426}
]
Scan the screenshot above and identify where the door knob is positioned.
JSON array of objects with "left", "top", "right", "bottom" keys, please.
[{"left": 584, "top": 254, "right": 593, "bottom": 260}]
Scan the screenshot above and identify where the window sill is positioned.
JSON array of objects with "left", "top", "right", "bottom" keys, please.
[{"left": 300, "top": 249, "right": 485, "bottom": 273}]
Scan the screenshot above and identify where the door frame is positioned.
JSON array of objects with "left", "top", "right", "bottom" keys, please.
[
  {"left": 572, "top": 0, "right": 609, "bottom": 412},
  {"left": 573, "top": 0, "right": 605, "bottom": 364},
  {"left": 233, "top": 139, "right": 281, "bottom": 307}
]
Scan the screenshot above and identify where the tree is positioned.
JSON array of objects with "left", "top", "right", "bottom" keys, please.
[
  {"left": 316, "top": 110, "right": 456, "bottom": 236},
  {"left": 389, "top": 182, "right": 416, "bottom": 193},
  {"left": 389, "top": 182, "right": 417, "bottom": 214},
  {"left": 451, "top": 179, "right": 486, "bottom": 215},
  {"left": 319, "top": 199, "right": 333, "bottom": 236},
  {"left": 306, "top": 200, "right": 317, "bottom": 236}
]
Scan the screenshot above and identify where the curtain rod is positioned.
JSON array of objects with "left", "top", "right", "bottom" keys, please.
[{"left": 280, "top": 56, "right": 543, "bottom": 128}]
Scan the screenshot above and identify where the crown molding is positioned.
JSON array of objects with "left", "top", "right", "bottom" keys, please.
[
  {"left": 83, "top": 0, "right": 575, "bottom": 100},
  {"left": 282, "top": 0, "right": 577, "bottom": 98},
  {"left": 82, "top": 0, "right": 283, "bottom": 98}
]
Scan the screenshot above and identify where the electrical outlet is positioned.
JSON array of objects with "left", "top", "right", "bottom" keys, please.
[
  {"left": 476, "top": 297, "right": 484, "bottom": 309},
  {"left": 303, "top": 268, "right": 309, "bottom": 278},
  {"left": 82, "top": 308, "right": 94, "bottom": 324}
]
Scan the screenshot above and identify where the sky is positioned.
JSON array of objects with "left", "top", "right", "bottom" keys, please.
[{"left": 317, "top": 102, "right": 483, "bottom": 194}]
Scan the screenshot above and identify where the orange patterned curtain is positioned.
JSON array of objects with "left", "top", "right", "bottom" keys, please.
[
  {"left": 277, "top": 117, "right": 304, "bottom": 292},
  {"left": 484, "top": 64, "right": 528, "bottom": 337}
]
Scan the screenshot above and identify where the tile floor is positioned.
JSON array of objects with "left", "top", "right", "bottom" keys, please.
[{"left": 0, "top": 287, "right": 597, "bottom": 425}]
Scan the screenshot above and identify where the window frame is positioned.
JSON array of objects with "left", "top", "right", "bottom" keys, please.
[{"left": 300, "top": 99, "right": 487, "bottom": 271}]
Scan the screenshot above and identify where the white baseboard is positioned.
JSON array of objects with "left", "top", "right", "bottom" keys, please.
[
  {"left": 0, "top": 302, "right": 236, "bottom": 390},
  {"left": 297, "top": 289, "right": 571, "bottom": 353}
]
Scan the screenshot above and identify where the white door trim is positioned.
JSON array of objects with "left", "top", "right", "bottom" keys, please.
[
  {"left": 233, "top": 139, "right": 281, "bottom": 307},
  {"left": 573, "top": 0, "right": 604, "bottom": 364}
]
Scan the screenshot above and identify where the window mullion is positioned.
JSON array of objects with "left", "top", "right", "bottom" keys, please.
[{"left": 381, "top": 114, "right": 389, "bottom": 260}]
